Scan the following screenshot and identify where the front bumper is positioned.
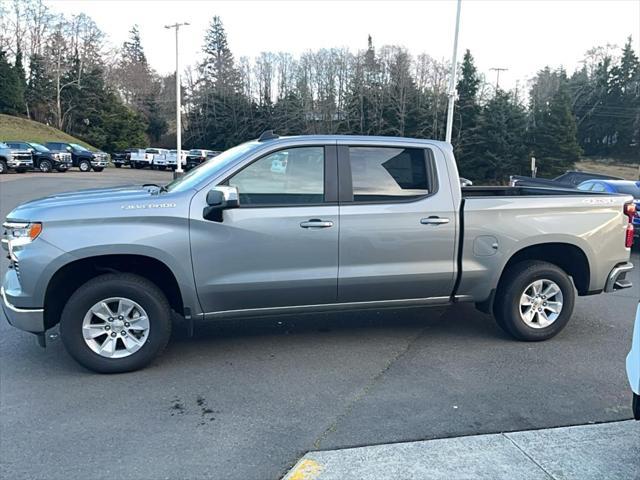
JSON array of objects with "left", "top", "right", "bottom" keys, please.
[
  {"left": 627, "top": 303, "right": 640, "bottom": 399},
  {"left": 1, "top": 286, "right": 45, "bottom": 333},
  {"left": 91, "top": 160, "right": 108, "bottom": 167},
  {"left": 604, "top": 262, "right": 634, "bottom": 292},
  {"left": 8, "top": 161, "right": 33, "bottom": 168}
]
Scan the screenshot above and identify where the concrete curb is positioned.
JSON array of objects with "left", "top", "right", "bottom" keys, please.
[{"left": 283, "top": 421, "right": 640, "bottom": 480}]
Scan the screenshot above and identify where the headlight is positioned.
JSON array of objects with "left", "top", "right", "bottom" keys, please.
[{"left": 1, "top": 222, "right": 42, "bottom": 261}]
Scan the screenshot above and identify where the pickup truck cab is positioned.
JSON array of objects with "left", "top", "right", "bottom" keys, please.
[
  {"left": 1, "top": 134, "right": 635, "bottom": 373},
  {"left": 0, "top": 142, "right": 33, "bottom": 174},
  {"left": 45, "top": 142, "right": 108, "bottom": 172},
  {"left": 5, "top": 141, "right": 71, "bottom": 172}
]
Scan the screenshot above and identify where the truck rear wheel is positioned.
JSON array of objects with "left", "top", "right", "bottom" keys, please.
[
  {"left": 494, "top": 260, "right": 575, "bottom": 341},
  {"left": 60, "top": 273, "right": 172, "bottom": 373},
  {"left": 92, "top": 167, "right": 104, "bottom": 172}
]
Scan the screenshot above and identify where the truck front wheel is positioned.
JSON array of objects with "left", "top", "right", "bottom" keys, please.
[
  {"left": 494, "top": 260, "right": 575, "bottom": 341},
  {"left": 60, "top": 273, "right": 172, "bottom": 373}
]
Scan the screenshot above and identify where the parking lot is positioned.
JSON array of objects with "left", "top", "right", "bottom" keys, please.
[{"left": 1, "top": 168, "right": 638, "bottom": 480}]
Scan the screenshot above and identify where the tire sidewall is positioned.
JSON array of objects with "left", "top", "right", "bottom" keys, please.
[
  {"left": 0, "top": 160, "right": 6, "bottom": 174},
  {"left": 60, "top": 275, "right": 171, "bottom": 373},
  {"left": 79, "top": 160, "right": 91, "bottom": 172},
  {"left": 40, "top": 160, "right": 52, "bottom": 172},
  {"left": 499, "top": 262, "right": 575, "bottom": 341}
]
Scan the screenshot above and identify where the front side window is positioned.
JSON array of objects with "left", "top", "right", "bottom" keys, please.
[
  {"left": 349, "top": 147, "right": 432, "bottom": 202},
  {"left": 591, "top": 183, "right": 606, "bottom": 192},
  {"left": 228, "top": 146, "right": 325, "bottom": 206}
]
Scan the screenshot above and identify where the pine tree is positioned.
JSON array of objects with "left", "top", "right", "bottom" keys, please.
[
  {"left": 0, "top": 49, "right": 22, "bottom": 115},
  {"left": 26, "top": 53, "right": 54, "bottom": 123},
  {"left": 13, "top": 48, "right": 27, "bottom": 115},
  {"left": 474, "top": 90, "right": 528, "bottom": 182},
  {"left": 609, "top": 37, "right": 639, "bottom": 159},
  {"left": 530, "top": 82, "right": 582, "bottom": 176},
  {"left": 453, "top": 49, "right": 481, "bottom": 176}
]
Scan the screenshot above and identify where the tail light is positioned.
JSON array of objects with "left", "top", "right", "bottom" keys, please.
[{"left": 624, "top": 202, "right": 636, "bottom": 248}]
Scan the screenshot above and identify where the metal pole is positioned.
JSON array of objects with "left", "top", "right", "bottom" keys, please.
[
  {"left": 165, "top": 22, "right": 189, "bottom": 176},
  {"left": 175, "top": 25, "right": 182, "bottom": 174},
  {"left": 445, "top": 0, "right": 462, "bottom": 144}
]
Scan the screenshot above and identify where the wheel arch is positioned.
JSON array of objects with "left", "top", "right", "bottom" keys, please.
[
  {"left": 43, "top": 254, "right": 185, "bottom": 329},
  {"left": 499, "top": 242, "right": 590, "bottom": 295}
]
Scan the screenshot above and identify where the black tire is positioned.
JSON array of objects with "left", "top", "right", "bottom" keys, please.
[
  {"left": 79, "top": 159, "right": 91, "bottom": 172},
  {"left": 15, "top": 167, "right": 27, "bottom": 173},
  {"left": 494, "top": 260, "right": 575, "bottom": 341},
  {"left": 114, "top": 163, "right": 122, "bottom": 168},
  {"left": 633, "top": 393, "right": 640, "bottom": 421},
  {"left": 56, "top": 167, "right": 68, "bottom": 173},
  {"left": 134, "top": 162, "right": 142, "bottom": 169},
  {"left": 0, "top": 159, "right": 6, "bottom": 174},
  {"left": 60, "top": 273, "right": 172, "bottom": 373},
  {"left": 39, "top": 159, "right": 52, "bottom": 173},
  {"left": 92, "top": 167, "right": 104, "bottom": 172}
]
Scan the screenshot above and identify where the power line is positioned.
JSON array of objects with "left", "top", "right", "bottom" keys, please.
[{"left": 490, "top": 67, "right": 508, "bottom": 90}]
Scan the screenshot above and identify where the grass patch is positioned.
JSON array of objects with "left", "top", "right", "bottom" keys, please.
[
  {"left": 575, "top": 160, "right": 640, "bottom": 181},
  {"left": 0, "top": 114, "right": 95, "bottom": 149}
]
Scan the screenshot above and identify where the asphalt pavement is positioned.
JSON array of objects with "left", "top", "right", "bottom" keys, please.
[{"left": 0, "top": 168, "right": 638, "bottom": 480}]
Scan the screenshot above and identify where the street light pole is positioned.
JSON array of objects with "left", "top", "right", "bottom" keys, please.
[
  {"left": 445, "top": 0, "right": 462, "bottom": 144},
  {"left": 165, "top": 22, "right": 190, "bottom": 176}
]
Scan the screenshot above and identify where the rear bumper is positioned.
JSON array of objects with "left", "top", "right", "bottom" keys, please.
[
  {"left": 604, "top": 262, "right": 634, "bottom": 292},
  {"left": 1, "top": 286, "right": 45, "bottom": 333}
]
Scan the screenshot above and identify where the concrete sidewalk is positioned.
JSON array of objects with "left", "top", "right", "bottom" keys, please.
[{"left": 283, "top": 421, "right": 640, "bottom": 480}]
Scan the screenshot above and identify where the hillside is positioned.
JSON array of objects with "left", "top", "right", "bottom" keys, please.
[
  {"left": 575, "top": 160, "right": 640, "bottom": 181},
  {"left": 0, "top": 114, "right": 95, "bottom": 149}
]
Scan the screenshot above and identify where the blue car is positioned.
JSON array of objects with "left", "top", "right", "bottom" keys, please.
[
  {"left": 628, "top": 302, "right": 640, "bottom": 420},
  {"left": 577, "top": 180, "right": 640, "bottom": 236}
]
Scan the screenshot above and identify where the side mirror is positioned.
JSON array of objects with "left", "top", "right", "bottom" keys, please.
[{"left": 203, "top": 186, "right": 239, "bottom": 222}]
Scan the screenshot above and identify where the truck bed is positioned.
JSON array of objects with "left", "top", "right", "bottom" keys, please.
[{"left": 462, "top": 186, "right": 594, "bottom": 197}]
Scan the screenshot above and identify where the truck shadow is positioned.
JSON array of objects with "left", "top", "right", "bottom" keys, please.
[{"left": 169, "top": 303, "right": 507, "bottom": 346}]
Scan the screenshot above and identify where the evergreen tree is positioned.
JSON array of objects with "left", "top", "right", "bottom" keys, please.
[
  {"left": 13, "top": 48, "right": 27, "bottom": 115},
  {"left": 26, "top": 53, "right": 54, "bottom": 123},
  {"left": 473, "top": 90, "right": 528, "bottom": 182},
  {"left": 453, "top": 49, "right": 481, "bottom": 176},
  {"left": 0, "top": 49, "right": 22, "bottom": 115},
  {"left": 530, "top": 82, "right": 582, "bottom": 176},
  {"left": 609, "top": 37, "right": 639, "bottom": 159}
]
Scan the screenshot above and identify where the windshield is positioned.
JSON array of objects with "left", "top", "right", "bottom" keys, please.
[
  {"left": 70, "top": 143, "right": 89, "bottom": 152},
  {"left": 165, "top": 142, "right": 258, "bottom": 193},
  {"left": 29, "top": 142, "right": 50, "bottom": 152},
  {"left": 614, "top": 183, "right": 640, "bottom": 198}
]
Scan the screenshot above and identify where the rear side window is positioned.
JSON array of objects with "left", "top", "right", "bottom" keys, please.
[
  {"left": 348, "top": 147, "right": 434, "bottom": 202},
  {"left": 591, "top": 183, "right": 606, "bottom": 192}
]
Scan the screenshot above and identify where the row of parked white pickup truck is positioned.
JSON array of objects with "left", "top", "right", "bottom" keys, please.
[{"left": 113, "top": 148, "right": 221, "bottom": 171}]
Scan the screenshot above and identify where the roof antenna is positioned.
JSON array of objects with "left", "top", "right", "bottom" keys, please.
[{"left": 258, "top": 130, "right": 279, "bottom": 142}]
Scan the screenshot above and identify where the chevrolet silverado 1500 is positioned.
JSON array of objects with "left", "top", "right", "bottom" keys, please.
[{"left": 1, "top": 134, "right": 635, "bottom": 372}]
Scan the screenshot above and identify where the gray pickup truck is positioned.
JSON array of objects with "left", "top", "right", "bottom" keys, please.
[{"left": 1, "top": 134, "right": 635, "bottom": 372}]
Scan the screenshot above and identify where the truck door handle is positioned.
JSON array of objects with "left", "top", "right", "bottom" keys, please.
[
  {"left": 300, "top": 219, "right": 334, "bottom": 229},
  {"left": 420, "top": 216, "right": 450, "bottom": 225}
]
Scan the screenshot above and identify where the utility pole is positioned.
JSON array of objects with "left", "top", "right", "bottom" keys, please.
[
  {"left": 490, "top": 67, "right": 508, "bottom": 90},
  {"left": 445, "top": 0, "right": 462, "bottom": 144},
  {"left": 165, "top": 22, "right": 190, "bottom": 177}
]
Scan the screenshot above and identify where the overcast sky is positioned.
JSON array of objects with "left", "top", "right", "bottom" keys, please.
[{"left": 52, "top": 0, "right": 640, "bottom": 89}]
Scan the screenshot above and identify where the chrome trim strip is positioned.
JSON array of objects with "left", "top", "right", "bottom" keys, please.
[
  {"left": 1, "top": 287, "right": 44, "bottom": 313},
  {"left": 605, "top": 262, "right": 634, "bottom": 292},
  {"left": 202, "top": 295, "right": 473, "bottom": 319}
]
